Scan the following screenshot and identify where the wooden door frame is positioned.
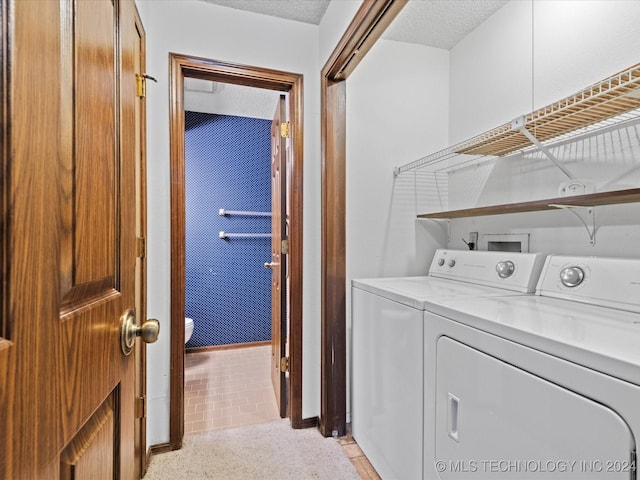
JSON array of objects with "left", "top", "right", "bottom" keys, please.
[
  {"left": 168, "top": 53, "right": 306, "bottom": 449},
  {"left": 319, "top": 0, "right": 407, "bottom": 437}
]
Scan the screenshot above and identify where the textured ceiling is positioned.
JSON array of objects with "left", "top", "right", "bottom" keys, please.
[
  {"left": 200, "top": 0, "right": 331, "bottom": 25},
  {"left": 184, "top": 78, "right": 282, "bottom": 120},
  {"left": 385, "top": 0, "right": 510, "bottom": 49},
  {"left": 199, "top": 0, "right": 509, "bottom": 49},
  {"left": 189, "top": 0, "right": 511, "bottom": 117}
]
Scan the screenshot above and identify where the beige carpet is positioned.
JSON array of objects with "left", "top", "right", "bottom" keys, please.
[{"left": 144, "top": 420, "right": 361, "bottom": 480}]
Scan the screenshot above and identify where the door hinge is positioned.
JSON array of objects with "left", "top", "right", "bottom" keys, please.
[
  {"left": 136, "top": 74, "right": 146, "bottom": 98},
  {"left": 280, "top": 356, "right": 289, "bottom": 373},
  {"left": 136, "top": 236, "right": 146, "bottom": 258},
  {"left": 280, "top": 121, "right": 290, "bottom": 138},
  {"left": 135, "top": 396, "right": 146, "bottom": 419},
  {"left": 281, "top": 239, "right": 289, "bottom": 255},
  {"left": 136, "top": 73, "right": 158, "bottom": 98}
]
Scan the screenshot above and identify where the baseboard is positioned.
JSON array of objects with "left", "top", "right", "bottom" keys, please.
[
  {"left": 148, "top": 442, "right": 173, "bottom": 457},
  {"left": 292, "top": 416, "right": 318, "bottom": 429},
  {"left": 144, "top": 448, "right": 153, "bottom": 475},
  {"left": 186, "top": 340, "right": 270, "bottom": 353}
]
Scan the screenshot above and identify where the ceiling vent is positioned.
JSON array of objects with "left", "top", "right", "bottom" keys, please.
[{"left": 184, "top": 77, "right": 218, "bottom": 94}]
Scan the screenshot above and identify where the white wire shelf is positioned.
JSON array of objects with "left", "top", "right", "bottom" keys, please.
[{"left": 394, "top": 62, "right": 640, "bottom": 177}]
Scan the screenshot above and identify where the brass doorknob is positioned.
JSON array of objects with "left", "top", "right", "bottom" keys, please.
[
  {"left": 120, "top": 309, "right": 160, "bottom": 356},
  {"left": 264, "top": 262, "right": 280, "bottom": 269}
]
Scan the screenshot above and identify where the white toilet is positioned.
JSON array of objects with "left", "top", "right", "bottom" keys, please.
[{"left": 185, "top": 317, "right": 194, "bottom": 344}]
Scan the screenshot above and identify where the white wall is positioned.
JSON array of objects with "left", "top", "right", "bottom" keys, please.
[
  {"left": 184, "top": 82, "right": 282, "bottom": 120},
  {"left": 447, "top": 0, "right": 640, "bottom": 257},
  {"left": 450, "top": 0, "right": 640, "bottom": 141},
  {"left": 450, "top": 0, "right": 533, "bottom": 143},
  {"left": 345, "top": 39, "right": 450, "bottom": 419},
  {"left": 318, "top": 0, "right": 362, "bottom": 66},
  {"left": 136, "top": 0, "right": 321, "bottom": 447},
  {"left": 347, "top": 39, "right": 450, "bottom": 279}
]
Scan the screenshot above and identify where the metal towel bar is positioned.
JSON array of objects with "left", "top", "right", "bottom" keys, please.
[
  {"left": 219, "top": 209, "right": 271, "bottom": 217},
  {"left": 219, "top": 231, "right": 271, "bottom": 240}
]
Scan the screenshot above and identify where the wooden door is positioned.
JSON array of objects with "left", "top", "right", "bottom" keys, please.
[
  {"left": 270, "top": 95, "right": 288, "bottom": 418},
  {"left": 0, "top": 0, "right": 144, "bottom": 478}
]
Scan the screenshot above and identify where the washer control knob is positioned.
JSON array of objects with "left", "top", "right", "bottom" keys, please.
[
  {"left": 448, "top": 259, "right": 456, "bottom": 268},
  {"left": 496, "top": 261, "right": 515, "bottom": 278},
  {"left": 560, "top": 266, "right": 585, "bottom": 287},
  {"left": 438, "top": 258, "right": 445, "bottom": 266}
]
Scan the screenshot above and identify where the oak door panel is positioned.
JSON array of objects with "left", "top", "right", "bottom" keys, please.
[
  {"left": 0, "top": 0, "right": 139, "bottom": 478},
  {"left": 61, "top": 0, "right": 118, "bottom": 307},
  {"left": 60, "top": 392, "right": 116, "bottom": 480}
]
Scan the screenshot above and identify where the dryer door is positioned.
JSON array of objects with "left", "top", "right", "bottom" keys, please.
[{"left": 435, "top": 337, "right": 635, "bottom": 479}]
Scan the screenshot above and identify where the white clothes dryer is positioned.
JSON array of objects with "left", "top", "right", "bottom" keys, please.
[
  {"left": 423, "top": 255, "right": 640, "bottom": 479},
  {"left": 351, "top": 249, "right": 547, "bottom": 480}
]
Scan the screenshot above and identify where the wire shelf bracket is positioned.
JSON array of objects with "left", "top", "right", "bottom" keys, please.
[
  {"left": 511, "top": 116, "right": 577, "bottom": 180},
  {"left": 547, "top": 204, "right": 597, "bottom": 246}
]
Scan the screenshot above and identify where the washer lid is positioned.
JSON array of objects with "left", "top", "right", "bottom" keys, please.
[{"left": 352, "top": 276, "right": 528, "bottom": 310}]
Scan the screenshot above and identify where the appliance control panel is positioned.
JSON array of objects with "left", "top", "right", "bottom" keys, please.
[
  {"left": 536, "top": 255, "right": 640, "bottom": 312},
  {"left": 428, "top": 249, "right": 547, "bottom": 293}
]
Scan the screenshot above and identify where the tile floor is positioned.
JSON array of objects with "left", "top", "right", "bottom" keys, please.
[
  {"left": 184, "top": 344, "right": 280, "bottom": 434},
  {"left": 183, "top": 344, "right": 380, "bottom": 479},
  {"left": 339, "top": 435, "right": 383, "bottom": 480}
]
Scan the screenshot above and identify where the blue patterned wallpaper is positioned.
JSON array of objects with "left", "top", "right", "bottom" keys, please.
[{"left": 185, "top": 111, "right": 272, "bottom": 347}]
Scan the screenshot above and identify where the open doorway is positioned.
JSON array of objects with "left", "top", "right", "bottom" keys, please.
[
  {"left": 168, "top": 53, "right": 306, "bottom": 450},
  {"left": 182, "top": 82, "right": 285, "bottom": 433}
]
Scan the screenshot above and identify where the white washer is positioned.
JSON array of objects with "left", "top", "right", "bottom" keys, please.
[
  {"left": 424, "top": 255, "right": 640, "bottom": 479},
  {"left": 351, "top": 249, "right": 547, "bottom": 480}
]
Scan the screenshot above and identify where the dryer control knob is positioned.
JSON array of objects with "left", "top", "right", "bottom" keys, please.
[
  {"left": 560, "top": 266, "right": 585, "bottom": 287},
  {"left": 448, "top": 259, "right": 456, "bottom": 268},
  {"left": 438, "top": 258, "right": 445, "bottom": 266},
  {"left": 496, "top": 261, "right": 515, "bottom": 278}
]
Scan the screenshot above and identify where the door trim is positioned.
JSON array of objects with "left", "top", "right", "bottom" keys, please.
[
  {"left": 168, "top": 53, "right": 305, "bottom": 449},
  {"left": 0, "top": 0, "right": 9, "bottom": 342},
  {"left": 319, "top": 0, "right": 408, "bottom": 437}
]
